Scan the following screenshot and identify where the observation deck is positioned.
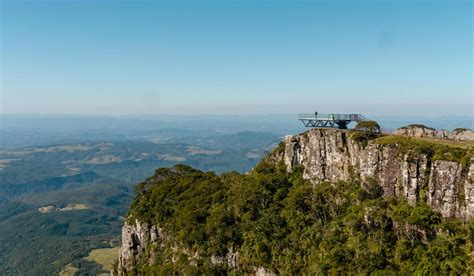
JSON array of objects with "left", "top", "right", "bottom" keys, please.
[{"left": 298, "top": 113, "right": 366, "bottom": 129}]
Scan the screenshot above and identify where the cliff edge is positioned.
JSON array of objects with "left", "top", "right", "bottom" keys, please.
[
  {"left": 280, "top": 128, "right": 473, "bottom": 220},
  {"left": 117, "top": 128, "right": 474, "bottom": 275},
  {"left": 393, "top": 124, "right": 474, "bottom": 141}
]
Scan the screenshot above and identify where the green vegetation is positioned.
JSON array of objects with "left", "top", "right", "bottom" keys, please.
[
  {"left": 415, "top": 136, "right": 474, "bottom": 149},
  {"left": 350, "top": 120, "right": 381, "bottom": 147},
  {"left": 60, "top": 247, "right": 120, "bottom": 276},
  {"left": 376, "top": 135, "right": 473, "bottom": 167},
  {"left": 59, "top": 263, "right": 78, "bottom": 276},
  {"left": 0, "top": 132, "right": 279, "bottom": 275},
  {"left": 128, "top": 162, "right": 472, "bottom": 274},
  {"left": 275, "top": 141, "right": 286, "bottom": 154},
  {"left": 398, "top": 124, "right": 436, "bottom": 131},
  {"left": 84, "top": 247, "right": 121, "bottom": 273},
  {"left": 0, "top": 201, "right": 125, "bottom": 275},
  {"left": 453, "top": 128, "right": 469, "bottom": 133}
]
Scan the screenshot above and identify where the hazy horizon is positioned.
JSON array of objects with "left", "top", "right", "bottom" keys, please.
[
  {"left": 0, "top": 1, "right": 473, "bottom": 275},
  {"left": 1, "top": 112, "right": 474, "bottom": 117}
]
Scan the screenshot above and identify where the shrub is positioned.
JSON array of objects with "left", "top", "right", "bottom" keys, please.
[
  {"left": 355, "top": 120, "right": 381, "bottom": 136},
  {"left": 351, "top": 120, "right": 381, "bottom": 147},
  {"left": 399, "top": 124, "right": 435, "bottom": 131},
  {"left": 452, "top": 128, "right": 469, "bottom": 134}
]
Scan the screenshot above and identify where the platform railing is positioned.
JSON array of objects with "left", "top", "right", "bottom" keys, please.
[{"left": 298, "top": 113, "right": 366, "bottom": 121}]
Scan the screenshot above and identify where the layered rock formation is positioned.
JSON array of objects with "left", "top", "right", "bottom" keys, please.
[
  {"left": 117, "top": 128, "right": 473, "bottom": 274},
  {"left": 394, "top": 124, "right": 474, "bottom": 141},
  {"left": 118, "top": 220, "right": 168, "bottom": 275},
  {"left": 282, "top": 128, "right": 473, "bottom": 220},
  {"left": 451, "top": 128, "right": 474, "bottom": 141}
]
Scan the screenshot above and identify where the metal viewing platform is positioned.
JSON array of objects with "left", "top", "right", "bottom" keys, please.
[{"left": 298, "top": 113, "right": 366, "bottom": 129}]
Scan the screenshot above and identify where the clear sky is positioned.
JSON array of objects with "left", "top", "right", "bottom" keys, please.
[{"left": 1, "top": 0, "right": 472, "bottom": 116}]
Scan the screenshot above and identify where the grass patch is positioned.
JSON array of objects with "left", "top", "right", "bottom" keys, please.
[
  {"left": 375, "top": 135, "right": 473, "bottom": 167},
  {"left": 84, "top": 247, "right": 121, "bottom": 273},
  {"left": 415, "top": 137, "right": 474, "bottom": 149},
  {"left": 59, "top": 263, "right": 78, "bottom": 276}
]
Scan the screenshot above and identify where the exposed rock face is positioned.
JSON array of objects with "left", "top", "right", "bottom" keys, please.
[
  {"left": 451, "top": 128, "right": 474, "bottom": 141},
  {"left": 210, "top": 247, "right": 240, "bottom": 269},
  {"left": 427, "top": 161, "right": 464, "bottom": 218},
  {"left": 117, "top": 128, "right": 472, "bottom": 274},
  {"left": 464, "top": 163, "right": 474, "bottom": 218},
  {"left": 118, "top": 220, "right": 167, "bottom": 275},
  {"left": 255, "top": 267, "right": 276, "bottom": 276},
  {"left": 282, "top": 128, "right": 473, "bottom": 220},
  {"left": 394, "top": 125, "right": 447, "bottom": 139},
  {"left": 394, "top": 125, "right": 474, "bottom": 141},
  {"left": 118, "top": 220, "right": 267, "bottom": 275}
]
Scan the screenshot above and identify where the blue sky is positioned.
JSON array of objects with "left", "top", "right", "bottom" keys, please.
[{"left": 1, "top": 0, "right": 472, "bottom": 116}]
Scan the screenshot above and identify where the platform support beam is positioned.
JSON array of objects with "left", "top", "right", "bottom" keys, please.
[{"left": 298, "top": 113, "right": 365, "bottom": 129}]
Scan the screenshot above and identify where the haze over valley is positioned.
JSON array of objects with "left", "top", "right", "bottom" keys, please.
[{"left": 1, "top": 0, "right": 472, "bottom": 274}]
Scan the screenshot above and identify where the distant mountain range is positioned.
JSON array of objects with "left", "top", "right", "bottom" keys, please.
[{"left": 1, "top": 114, "right": 472, "bottom": 149}]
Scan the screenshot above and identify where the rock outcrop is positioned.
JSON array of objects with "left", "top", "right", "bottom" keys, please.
[
  {"left": 118, "top": 220, "right": 168, "bottom": 275},
  {"left": 118, "top": 219, "right": 272, "bottom": 275},
  {"left": 394, "top": 124, "right": 474, "bottom": 141},
  {"left": 117, "top": 128, "right": 473, "bottom": 274},
  {"left": 281, "top": 128, "right": 473, "bottom": 220},
  {"left": 451, "top": 128, "right": 474, "bottom": 141}
]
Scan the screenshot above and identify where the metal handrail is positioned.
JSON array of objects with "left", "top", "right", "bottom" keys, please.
[{"left": 298, "top": 113, "right": 365, "bottom": 121}]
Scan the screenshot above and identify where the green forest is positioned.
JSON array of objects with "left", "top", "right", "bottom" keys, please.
[
  {"left": 0, "top": 131, "right": 280, "bottom": 275},
  {"left": 127, "top": 158, "right": 473, "bottom": 274}
]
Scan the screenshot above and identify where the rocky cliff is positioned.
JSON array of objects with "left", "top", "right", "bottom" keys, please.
[
  {"left": 393, "top": 124, "right": 474, "bottom": 141},
  {"left": 117, "top": 128, "right": 473, "bottom": 275},
  {"left": 281, "top": 128, "right": 473, "bottom": 220},
  {"left": 117, "top": 219, "right": 273, "bottom": 275},
  {"left": 117, "top": 220, "right": 167, "bottom": 275}
]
